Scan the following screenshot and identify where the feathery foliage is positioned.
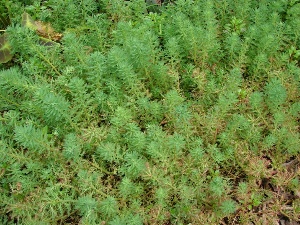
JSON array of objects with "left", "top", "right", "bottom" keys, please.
[{"left": 0, "top": 0, "right": 299, "bottom": 224}]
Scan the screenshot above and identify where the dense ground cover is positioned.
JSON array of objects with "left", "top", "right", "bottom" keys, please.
[{"left": 0, "top": 0, "right": 299, "bottom": 224}]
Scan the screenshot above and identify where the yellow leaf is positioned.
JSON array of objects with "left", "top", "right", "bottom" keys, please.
[{"left": 0, "top": 34, "right": 13, "bottom": 63}]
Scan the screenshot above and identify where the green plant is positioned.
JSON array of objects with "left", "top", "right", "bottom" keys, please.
[{"left": 0, "top": 0, "right": 299, "bottom": 224}]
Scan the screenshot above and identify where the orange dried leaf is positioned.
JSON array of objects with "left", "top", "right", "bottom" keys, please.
[
  {"left": 34, "top": 21, "right": 62, "bottom": 41},
  {"left": 22, "top": 12, "right": 63, "bottom": 41}
]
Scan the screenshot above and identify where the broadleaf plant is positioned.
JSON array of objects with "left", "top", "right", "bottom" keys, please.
[{"left": 0, "top": 34, "right": 13, "bottom": 63}]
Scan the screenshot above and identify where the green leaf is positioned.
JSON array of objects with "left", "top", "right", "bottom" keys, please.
[
  {"left": 14, "top": 124, "right": 49, "bottom": 153},
  {"left": 96, "top": 142, "right": 122, "bottom": 163},
  {"left": 0, "top": 34, "right": 13, "bottom": 63},
  {"left": 100, "top": 196, "right": 118, "bottom": 217},
  {"left": 209, "top": 175, "right": 225, "bottom": 197},
  {"left": 63, "top": 133, "right": 81, "bottom": 162},
  {"left": 264, "top": 78, "right": 287, "bottom": 111},
  {"left": 120, "top": 152, "right": 146, "bottom": 179},
  {"left": 219, "top": 199, "right": 237, "bottom": 216},
  {"left": 249, "top": 91, "right": 264, "bottom": 110},
  {"left": 75, "top": 196, "right": 98, "bottom": 216}
]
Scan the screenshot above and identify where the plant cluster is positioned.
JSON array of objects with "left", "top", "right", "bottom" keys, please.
[{"left": 0, "top": 0, "right": 299, "bottom": 224}]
